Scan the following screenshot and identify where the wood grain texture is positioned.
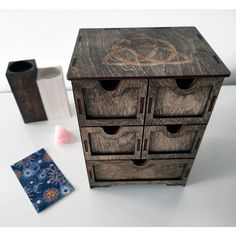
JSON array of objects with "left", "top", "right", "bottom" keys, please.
[
  {"left": 67, "top": 27, "right": 230, "bottom": 79},
  {"left": 80, "top": 126, "right": 143, "bottom": 160},
  {"left": 86, "top": 159, "right": 193, "bottom": 187},
  {"left": 68, "top": 27, "right": 229, "bottom": 188},
  {"left": 6, "top": 59, "right": 47, "bottom": 123},
  {"left": 142, "top": 125, "right": 206, "bottom": 159},
  {"left": 146, "top": 77, "right": 224, "bottom": 125},
  {"left": 73, "top": 79, "right": 147, "bottom": 126}
]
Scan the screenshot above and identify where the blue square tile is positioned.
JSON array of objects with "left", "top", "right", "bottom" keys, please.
[{"left": 11, "top": 148, "right": 75, "bottom": 213}]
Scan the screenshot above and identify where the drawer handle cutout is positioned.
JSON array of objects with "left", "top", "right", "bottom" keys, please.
[
  {"left": 100, "top": 80, "right": 120, "bottom": 91},
  {"left": 102, "top": 126, "right": 120, "bottom": 135},
  {"left": 132, "top": 159, "right": 147, "bottom": 166},
  {"left": 175, "top": 78, "right": 197, "bottom": 90},
  {"left": 166, "top": 125, "right": 185, "bottom": 134}
]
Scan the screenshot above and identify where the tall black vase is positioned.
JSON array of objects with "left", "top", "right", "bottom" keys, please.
[{"left": 6, "top": 59, "right": 47, "bottom": 123}]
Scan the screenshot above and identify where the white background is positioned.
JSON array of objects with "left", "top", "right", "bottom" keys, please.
[
  {"left": 0, "top": 9, "right": 235, "bottom": 92},
  {"left": 0, "top": 88, "right": 236, "bottom": 226}
]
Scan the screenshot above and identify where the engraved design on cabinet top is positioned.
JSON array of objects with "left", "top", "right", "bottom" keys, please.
[
  {"left": 67, "top": 27, "right": 231, "bottom": 79},
  {"left": 102, "top": 33, "right": 192, "bottom": 66}
]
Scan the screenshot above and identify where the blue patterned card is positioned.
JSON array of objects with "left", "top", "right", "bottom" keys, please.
[{"left": 11, "top": 148, "right": 74, "bottom": 213}]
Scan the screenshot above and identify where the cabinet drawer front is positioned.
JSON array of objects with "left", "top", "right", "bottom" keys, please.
[
  {"left": 73, "top": 79, "right": 147, "bottom": 126},
  {"left": 80, "top": 126, "right": 143, "bottom": 160},
  {"left": 146, "top": 78, "right": 223, "bottom": 125},
  {"left": 142, "top": 125, "right": 206, "bottom": 159},
  {"left": 87, "top": 159, "right": 193, "bottom": 186}
]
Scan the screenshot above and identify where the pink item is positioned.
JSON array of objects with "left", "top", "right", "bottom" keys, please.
[{"left": 54, "top": 125, "right": 76, "bottom": 145}]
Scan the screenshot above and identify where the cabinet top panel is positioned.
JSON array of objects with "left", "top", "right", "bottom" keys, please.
[{"left": 67, "top": 27, "right": 230, "bottom": 80}]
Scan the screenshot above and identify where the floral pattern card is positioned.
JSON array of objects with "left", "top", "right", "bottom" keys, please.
[{"left": 11, "top": 148, "right": 75, "bottom": 213}]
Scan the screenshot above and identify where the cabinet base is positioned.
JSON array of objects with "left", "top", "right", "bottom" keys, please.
[
  {"left": 86, "top": 159, "right": 192, "bottom": 188},
  {"left": 89, "top": 180, "right": 188, "bottom": 188}
]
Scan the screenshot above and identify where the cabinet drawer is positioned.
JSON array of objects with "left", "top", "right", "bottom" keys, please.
[
  {"left": 80, "top": 126, "right": 143, "bottom": 160},
  {"left": 142, "top": 125, "right": 206, "bottom": 159},
  {"left": 73, "top": 79, "right": 147, "bottom": 126},
  {"left": 145, "top": 78, "right": 223, "bottom": 125},
  {"left": 87, "top": 159, "right": 193, "bottom": 187}
]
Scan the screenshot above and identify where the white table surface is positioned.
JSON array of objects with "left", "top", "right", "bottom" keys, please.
[{"left": 0, "top": 87, "right": 236, "bottom": 227}]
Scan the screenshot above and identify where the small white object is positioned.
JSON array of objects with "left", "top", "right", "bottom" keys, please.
[
  {"left": 36, "top": 66, "right": 70, "bottom": 120},
  {"left": 36, "top": 200, "right": 41, "bottom": 205}
]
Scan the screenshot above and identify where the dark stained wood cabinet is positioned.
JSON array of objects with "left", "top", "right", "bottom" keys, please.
[{"left": 67, "top": 27, "right": 230, "bottom": 188}]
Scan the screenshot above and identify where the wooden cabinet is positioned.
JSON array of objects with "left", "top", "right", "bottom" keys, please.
[{"left": 67, "top": 27, "right": 230, "bottom": 188}]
